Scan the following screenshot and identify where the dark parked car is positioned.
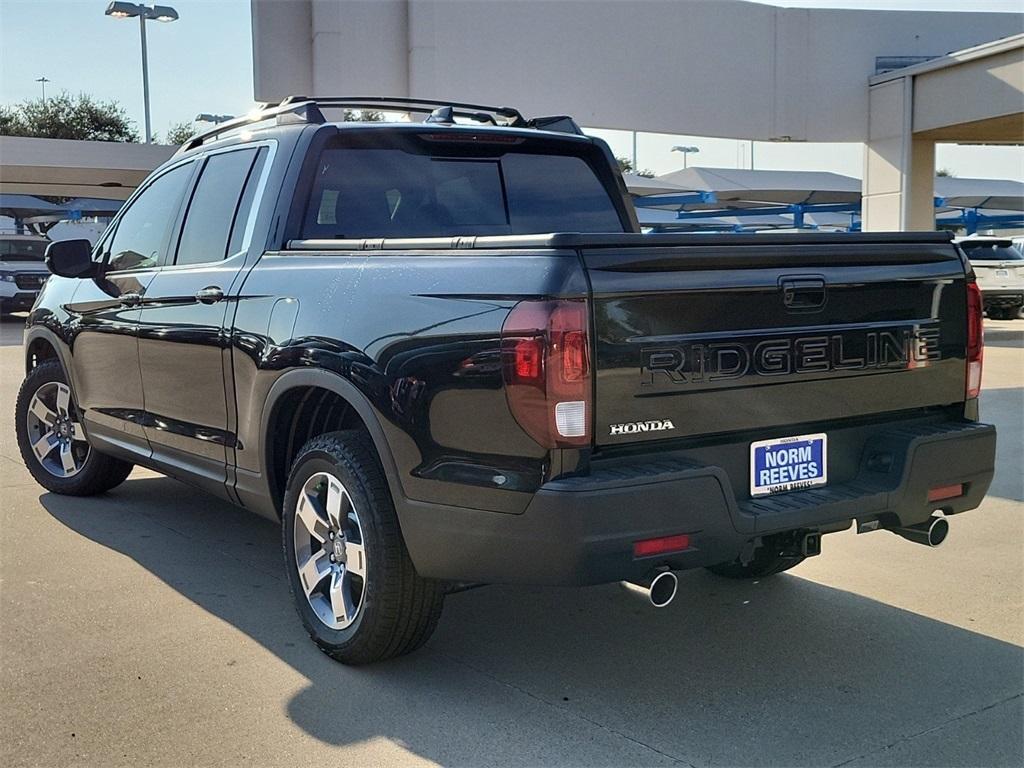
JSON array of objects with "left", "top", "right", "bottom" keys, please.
[{"left": 17, "top": 98, "right": 996, "bottom": 664}]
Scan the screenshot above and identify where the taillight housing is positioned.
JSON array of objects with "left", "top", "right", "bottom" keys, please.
[
  {"left": 966, "top": 281, "right": 984, "bottom": 399},
  {"left": 501, "top": 299, "right": 591, "bottom": 448}
]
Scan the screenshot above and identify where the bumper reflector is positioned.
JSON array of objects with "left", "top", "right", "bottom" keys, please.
[
  {"left": 928, "top": 484, "right": 964, "bottom": 503},
  {"left": 633, "top": 534, "right": 690, "bottom": 558}
]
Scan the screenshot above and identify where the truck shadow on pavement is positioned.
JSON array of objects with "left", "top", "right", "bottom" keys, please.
[{"left": 41, "top": 478, "right": 1024, "bottom": 767}]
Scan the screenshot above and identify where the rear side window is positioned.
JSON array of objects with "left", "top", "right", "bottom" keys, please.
[
  {"left": 301, "top": 141, "right": 624, "bottom": 239},
  {"left": 175, "top": 148, "right": 261, "bottom": 266}
]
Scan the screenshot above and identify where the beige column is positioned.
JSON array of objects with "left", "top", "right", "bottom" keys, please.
[
  {"left": 863, "top": 76, "right": 937, "bottom": 232},
  {"left": 907, "top": 137, "right": 936, "bottom": 231}
]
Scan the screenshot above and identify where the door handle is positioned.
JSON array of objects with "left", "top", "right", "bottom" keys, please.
[
  {"left": 195, "top": 286, "right": 225, "bottom": 304},
  {"left": 119, "top": 292, "right": 143, "bottom": 307}
]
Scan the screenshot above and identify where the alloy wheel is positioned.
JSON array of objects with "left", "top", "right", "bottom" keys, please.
[
  {"left": 25, "top": 382, "right": 89, "bottom": 478},
  {"left": 293, "top": 471, "right": 367, "bottom": 630}
]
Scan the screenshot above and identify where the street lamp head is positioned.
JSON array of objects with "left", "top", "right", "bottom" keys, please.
[
  {"left": 105, "top": 3, "right": 178, "bottom": 22},
  {"left": 195, "top": 113, "right": 235, "bottom": 124},
  {"left": 149, "top": 5, "right": 179, "bottom": 22},
  {"left": 105, "top": 2, "right": 142, "bottom": 18},
  {"left": 671, "top": 145, "right": 700, "bottom": 154}
]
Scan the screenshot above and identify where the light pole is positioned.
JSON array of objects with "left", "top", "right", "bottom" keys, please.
[
  {"left": 35, "top": 76, "right": 50, "bottom": 101},
  {"left": 105, "top": 3, "right": 179, "bottom": 144},
  {"left": 671, "top": 145, "right": 700, "bottom": 169}
]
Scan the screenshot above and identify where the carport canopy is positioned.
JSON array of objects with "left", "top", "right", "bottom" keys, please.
[
  {"left": 0, "top": 136, "right": 174, "bottom": 201},
  {"left": 635, "top": 167, "right": 862, "bottom": 211}
]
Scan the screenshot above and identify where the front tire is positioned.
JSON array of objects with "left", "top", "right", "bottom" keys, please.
[
  {"left": 282, "top": 431, "right": 444, "bottom": 665},
  {"left": 15, "top": 361, "right": 133, "bottom": 495}
]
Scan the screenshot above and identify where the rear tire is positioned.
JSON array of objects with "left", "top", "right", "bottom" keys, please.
[
  {"left": 282, "top": 430, "right": 444, "bottom": 665},
  {"left": 15, "top": 361, "right": 133, "bottom": 496},
  {"left": 707, "top": 547, "right": 805, "bottom": 579}
]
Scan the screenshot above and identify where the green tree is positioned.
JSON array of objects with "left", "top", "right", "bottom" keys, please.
[
  {"left": 166, "top": 120, "right": 198, "bottom": 145},
  {"left": 342, "top": 109, "right": 384, "bottom": 122},
  {"left": 616, "top": 156, "right": 655, "bottom": 178},
  {"left": 0, "top": 92, "right": 138, "bottom": 142},
  {"left": 936, "top": 168, "right": 956, "bottom": 177}
]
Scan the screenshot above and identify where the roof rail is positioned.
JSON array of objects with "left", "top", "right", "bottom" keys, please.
[
  {"left": 176, "top": 96, "right": 581, "bottom": 155},
  {"left": 279, "top": 96, "right": 528, "bottom": 127}
]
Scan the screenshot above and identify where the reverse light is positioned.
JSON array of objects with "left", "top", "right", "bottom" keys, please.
[
  {"left": 633, "top": 534, "right": 691, "bottom": 558},
  {"left": 501, "top": 299, "right": 591, "bottom": 448},
  {"left": 966, "top": 281, "right": 984, "bottom": 399}
]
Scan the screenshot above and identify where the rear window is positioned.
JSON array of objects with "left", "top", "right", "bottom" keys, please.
[
  {"left": 301, "top": 137, "right": 624, "bottom": 239},
  {"left": 961, "top": 243, "right": 1024, "bottom": 261},
  {"left": 0, "top": 239, "right": 47, "bottom": 261}
]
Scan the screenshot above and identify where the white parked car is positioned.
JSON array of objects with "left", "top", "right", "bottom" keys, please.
[
  {"left": 0, "top": 234, "right": 51, "bottom": 317},
  {"left": 956, "top": 237, "right": 1024, "bottom": 320}
]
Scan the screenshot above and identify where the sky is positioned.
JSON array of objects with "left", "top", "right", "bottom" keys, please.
[{"left": 1, "top": 0, "right": 1021, "bottom": 180}]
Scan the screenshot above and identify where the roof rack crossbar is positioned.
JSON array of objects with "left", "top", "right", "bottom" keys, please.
[{"left": 176, "top": 96, "right": 581, "bottom": 155}]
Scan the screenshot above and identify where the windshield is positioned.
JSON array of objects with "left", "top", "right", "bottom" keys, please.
[
  {"left": 301, "top": 133, "right": 626, "bottom": 239},
  {"left": 961, "top": 243, "right": 1024, "bottom": 261},
  {"left": 0, "top": 239, "right": 48, "bottom": 262}
]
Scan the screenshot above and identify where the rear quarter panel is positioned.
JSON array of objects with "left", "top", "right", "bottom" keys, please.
[{"left": 230, "top": 248, "right": 587, "bottom": 514}]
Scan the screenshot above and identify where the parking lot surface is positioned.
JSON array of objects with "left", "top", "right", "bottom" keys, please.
[{"left": 1, "top": 315, "right": 1022, "bottom": 768}]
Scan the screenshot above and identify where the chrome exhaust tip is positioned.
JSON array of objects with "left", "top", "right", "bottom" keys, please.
[
  {"left": 647, "top": 571, "right": 678, "bottom": 608},
  {"left": 891, "top": 516, "right": 949, "bottom": 548}
]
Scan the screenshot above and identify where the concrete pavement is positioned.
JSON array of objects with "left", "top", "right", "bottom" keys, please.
[{"left": 1, "top": 316, "right": 1021, "bottom": 767}]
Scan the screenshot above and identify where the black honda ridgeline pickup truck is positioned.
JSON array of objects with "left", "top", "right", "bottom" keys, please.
[{"left": 18, "top": 98, "right": 996, "bottom": 664}]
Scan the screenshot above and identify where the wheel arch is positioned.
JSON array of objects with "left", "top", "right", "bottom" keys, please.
[
  {"left": 24, "top": 327, "right": 72, "bottom": 379},
  {"left": 260, "top": 369, "right": 407, "bottom": 520}
]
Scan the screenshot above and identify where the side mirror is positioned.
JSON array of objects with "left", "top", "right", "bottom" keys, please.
[{"left": 45, "top": 239, "right": 97, "bottom": 279}]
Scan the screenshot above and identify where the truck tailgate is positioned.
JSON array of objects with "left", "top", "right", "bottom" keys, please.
[{"left": 583, "top": 234, "right": 968, "bottom": 446}]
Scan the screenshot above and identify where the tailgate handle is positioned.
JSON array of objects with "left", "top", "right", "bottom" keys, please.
[{"left": 781, "top": 278, "right": 826, "bottom": 311}]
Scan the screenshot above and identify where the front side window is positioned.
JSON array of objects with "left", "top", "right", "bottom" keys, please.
[
  {"left": 105, "top": 162, "right": 193, "bottom": 272},
  {"left": 175, "top": 148, "right": 261, "bottom": 266},
  {"left": 301, "top": 138, "right": 624, "bottom": 239}
]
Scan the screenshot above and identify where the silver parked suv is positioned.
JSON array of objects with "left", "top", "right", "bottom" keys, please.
[{"left": 0, "top": 233, "right": 51, "bottom": 316}]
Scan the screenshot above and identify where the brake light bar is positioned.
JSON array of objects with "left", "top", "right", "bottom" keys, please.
[
  {"left": 634, "top": 534, "right": 691, "bottom": 558},
  {"left": 928, "top": 484, "right": 964, "bottom": 503}
]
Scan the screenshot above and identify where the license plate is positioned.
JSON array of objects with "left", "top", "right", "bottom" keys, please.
[
  {"left": 995, "top": 269, "right": 1009, "bottom": 277},
  {"left": 750, "top": 432, "right": 827, "bottom": 496}
]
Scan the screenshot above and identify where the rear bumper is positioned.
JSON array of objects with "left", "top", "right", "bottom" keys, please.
[
  {"left": 398, "top": 419, "right": 996, "bottom": 585},
  {"left": 981, "top": 290, "right": 1023, "bottom": 308}
]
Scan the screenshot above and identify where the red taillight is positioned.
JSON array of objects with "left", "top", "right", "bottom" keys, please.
[
  {"left": 633, "top": 534, "right": 691, "bottom": 558},
  {"left": 928, "top": 483, "right": 964, "bottom": 503},
  {"left": 966, "top": 281, "right": 984, "bottom": 399},
  {"left": 501, "top": 299, "right": 591, "bottom": 448}
]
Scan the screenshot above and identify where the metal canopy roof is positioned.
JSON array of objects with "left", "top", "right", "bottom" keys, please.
[
  {"left": 647, "top": 167, "right": 862, "bottom": 209},
  {"left": 620, "top": 173, "right": 696, "bottom": 197},
  {"left": 0, "top": 194, "right": 64, "bottom": 218},
  {"left": 935, "top": 176, "right": 1024, "bottom": 211}
]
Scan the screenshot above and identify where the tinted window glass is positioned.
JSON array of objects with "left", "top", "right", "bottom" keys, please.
[
  {"left": 226, "top": 149, "right": 268, "bottom": 257},
  {"left": 0, "top": 239, "right": 47, "bottom": 261},
  {"left": 962, "top": 243, "right": 1023, "bottom": 261},
  {"left": 302, "top": 144, "right": 623, "bottom": 238},
  {"left": 176, "top": 149, "right": 258, "bottom": 266},
  {"left": 107, "top": 163, "right": 193, "bottom": 272}
]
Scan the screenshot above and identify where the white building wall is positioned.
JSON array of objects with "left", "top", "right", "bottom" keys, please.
[{"left": 251, "top": 0, "right": 1022, "bottom": 142}]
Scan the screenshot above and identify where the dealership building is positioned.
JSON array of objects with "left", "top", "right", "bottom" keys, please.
[{"left": 250, "top": 0, "right": 1023, "bottom": 232}]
